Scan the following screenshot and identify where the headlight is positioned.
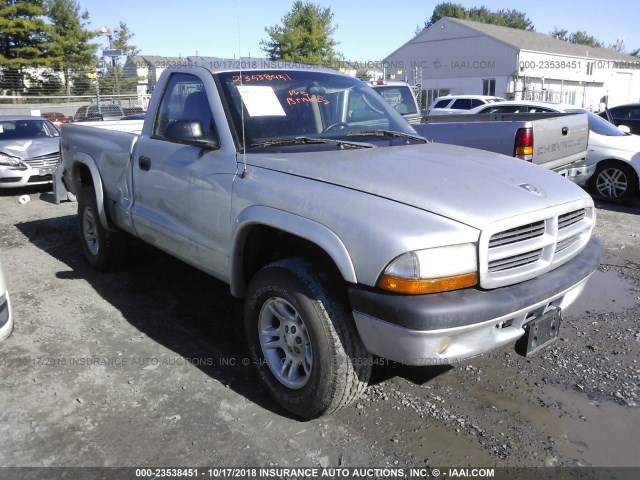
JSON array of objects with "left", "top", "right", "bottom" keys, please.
[
  {"left": 378, "top": 243, "right": 478, "bottom": 294},
  {"left": 0, "top": 152, "right": 22, "bottom": 167}
]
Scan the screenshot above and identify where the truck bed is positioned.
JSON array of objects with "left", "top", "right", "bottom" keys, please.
[{"left": 414, "top": 112, "right": 588, "bottom": 171}]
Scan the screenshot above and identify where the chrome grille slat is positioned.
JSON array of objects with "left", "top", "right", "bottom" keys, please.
[
  {"left": 489, "top": 221, "right": 545, "bottom": 248},
  {"left": 489, "top": 249, "right": 543, "bottom": 272},
  {"left": 481, "top": 206, "right": 594, "bottom": 289},
  {"left": 558, "top": 209, "right": 586, "bottom": 229},
  {"left": 23, "top": 153, "right": 60, "bottom": 169}
]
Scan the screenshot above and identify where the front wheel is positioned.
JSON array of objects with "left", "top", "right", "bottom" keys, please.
[
  {"left": 590, "top": 161, "right": 638, "bottom": 200},
  {"left": 78, "top": 187, "right": 130, "bottom": 271},
  {"left": 245, "top": 258, "right": 371, "bottom": 419}
]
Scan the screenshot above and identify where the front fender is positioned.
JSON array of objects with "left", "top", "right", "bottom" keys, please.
[{"left": 230, "top": 206, "right": 357, "bottom": 297}]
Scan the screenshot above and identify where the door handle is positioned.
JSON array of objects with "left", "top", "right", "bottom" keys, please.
[{"left": 139, "top": 156, "right": 151, "bottom": 171}]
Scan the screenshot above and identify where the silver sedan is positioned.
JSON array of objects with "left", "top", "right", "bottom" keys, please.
[{"left": 0, "top": 116, "right": 61, "bottom": 189}]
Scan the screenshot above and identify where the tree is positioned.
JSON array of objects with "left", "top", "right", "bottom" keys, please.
[
  {"left": 416, "top": 2, "right": 534, "bottom": 35},
  {"left": 550, "top": 28, "right": 604, "bottom": 48},
  {"left": 569, "top": 31, "right": 604, "bottom": 48},
  {"left": 99, "top": 22, "right": 140, "bottom": 95},
  {"left": 355, "top": 69, "right": 371, "bottom": 81},
  {"left": 261, "top": 1, "right": 340, "bottom": 67},
  {"left": 630, "top": 48, "right": 640, "bottom": 58},
  {"left": 549, "top": 27, "right": 569, "bottom": 42},
  {"left": 0, "top": 0, "right": 54, "bottom": 94},
  {"left": 496, "top": 8, "right": 534, "bottom": 31},
  {"left": 112, "top": 21, "right": 140, "bottom": 58},
  {"left": 47, "top": 0, "right": 99, "bottom": 95}
]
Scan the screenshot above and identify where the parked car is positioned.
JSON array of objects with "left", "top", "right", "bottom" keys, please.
[
  {"left": 469, "top": 101, "right": 640, "bottom": 200},
  {"left": 0, "top": 256, "right": 13, "bottom": 342},
  {"left": 41, "top": 112, "right": 70, "bottom": 128},
  {"left": 369, "top": 80, "right": 421, "bottom": 124},
  {"left": 466, "top": 100, "right": 574, "bottom": 115},
  {"left": 0, "top": 117, "right": 61, "bottom": 188},
  {"left": 72, "top": 104, "right": 124, "bottom": 122},
  {"left": 427, "top": 95, "right": 504, "bottom": 115},
  {"left": 599, "top": 103, "right": 640, "bottom": 135}
]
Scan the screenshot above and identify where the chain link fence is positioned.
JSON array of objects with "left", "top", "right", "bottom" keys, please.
[{"left": 0, "top": 65, "right": 146, "bottom": 119}]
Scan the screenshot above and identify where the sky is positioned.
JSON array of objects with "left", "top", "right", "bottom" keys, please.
[{"left": 76, "top": 0, "right": 640, "bottom": 61}]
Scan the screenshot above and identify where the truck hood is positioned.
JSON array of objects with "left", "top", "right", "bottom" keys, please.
[
  {"left": 246, "top": 143, "right": 591, "bottom": 229},
  {"left": 0, "top": 137, "right": 59, "bottom": 159}
]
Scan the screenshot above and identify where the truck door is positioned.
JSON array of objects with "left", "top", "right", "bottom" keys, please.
[{"left": 131, "top": 72, "right": 237, "bottom": 280}]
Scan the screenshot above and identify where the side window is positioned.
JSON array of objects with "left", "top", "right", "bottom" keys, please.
[
  {"left": 433, "top": 99, "right": 451, "bottom": 108},
  {"left": 451, "top": 99, "right": 472, "bottom": 110},
  {"left": 470, "top": 99, "right": 485, "bottom": 108},
  {"left": 492, "top": 106, "right": 521, "bottom": 113},
  {"left": 611, "top": 107, "right": 629, "bottom": 119},
  {"left": 627, "top": 108, "right": 640, "bottom": 119},
  {"left": 152, "top": 73, "right": 216, "bottom": 141}
]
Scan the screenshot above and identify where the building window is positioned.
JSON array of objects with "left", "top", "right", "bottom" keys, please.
[{"left": 483, "top": 79, "right": 496, "bottom": 96}]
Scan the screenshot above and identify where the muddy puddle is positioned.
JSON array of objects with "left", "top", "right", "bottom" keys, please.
[
  {"left": 538, "top": 385, "right": 640, "bottom": 467},
  {"left": 566, "top": 270, "right": 639, "bottom": 315}
]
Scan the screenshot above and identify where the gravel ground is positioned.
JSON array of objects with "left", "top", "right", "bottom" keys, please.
[{"left": 0, "top": 186, "right": 638, "bottom": 474}]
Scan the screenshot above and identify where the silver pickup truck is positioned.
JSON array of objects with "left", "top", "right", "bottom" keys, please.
[
  {"left": 60, "top": 61, "right": 601, "bottom": 419},
  {"left": 414, "top": 112, "right": 591, "bottom": 183}
]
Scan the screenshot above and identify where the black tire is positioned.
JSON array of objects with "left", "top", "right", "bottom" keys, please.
[
  {"left": 77, "top": 187, "right": 130, "bottom": 271},
  {"left": 590, "top": 161, "right": 638, "bottom": 201},
  {"left": 245, "top": 258, "right": 371, "bottom": 419}
]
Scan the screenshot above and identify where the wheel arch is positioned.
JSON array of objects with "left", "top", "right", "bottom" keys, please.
[
  {"left": 230, "top": 206, "right": 357, "bottom": 298},
  {"left": 70, "top": 154, "right": 111, "bottom": 230}
]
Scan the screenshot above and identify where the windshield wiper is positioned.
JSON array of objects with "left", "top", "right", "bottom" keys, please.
[
  {"left": 346, "top": 130, "right": 428, "bottom": 143},
  {"left": 249, "top": 136, "right": 373, "bottom": 149}
]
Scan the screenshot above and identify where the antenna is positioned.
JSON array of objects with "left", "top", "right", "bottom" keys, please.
[{"left": 237, "top": 0, "right": 248, "bottom": 177}]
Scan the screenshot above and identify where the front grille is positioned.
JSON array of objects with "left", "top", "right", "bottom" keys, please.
[
  {"left": 481, "top": 205, "right": 593, "bottom": 288},
  {"left": 23, "top": 153, "right": 60, "bottom": 169}
]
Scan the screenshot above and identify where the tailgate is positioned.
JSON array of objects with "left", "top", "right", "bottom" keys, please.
[{"left": 531, "top": 113, "right": 588, "bottom": 170}]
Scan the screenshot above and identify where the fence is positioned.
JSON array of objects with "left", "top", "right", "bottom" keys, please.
[{"left": 0, "top": 94, "right": 146, "bottom": 119}]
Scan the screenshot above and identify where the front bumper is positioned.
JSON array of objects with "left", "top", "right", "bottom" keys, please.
[
  {"left": 348, "top": 237, "right": 601, "bottom": 365},
  {"left": 0, "top": 164, "right": 55, "bottom": 188}
]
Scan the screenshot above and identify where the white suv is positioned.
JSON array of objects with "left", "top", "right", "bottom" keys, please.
[{"left": 427, "top": 95, "right": 505, "bottom": 115}]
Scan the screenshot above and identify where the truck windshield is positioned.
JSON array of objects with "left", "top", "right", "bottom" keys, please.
[{"left": 216, "top": 70, "right": 418, "bottom": 150}]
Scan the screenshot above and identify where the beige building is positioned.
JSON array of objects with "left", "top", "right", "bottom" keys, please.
[{"left": 384, "top": 17, "right": 640, "bottom": 110}]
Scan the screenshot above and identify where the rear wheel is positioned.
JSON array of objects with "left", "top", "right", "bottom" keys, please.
[
  {"left": 245, "top": 258, "right": 371, "bottom": 419},
  {"left": 591, "top": 161, "right": 638, "bottom": 200},
  {"left": 78, "top": 187, "right": 130, "bottom": 270}
]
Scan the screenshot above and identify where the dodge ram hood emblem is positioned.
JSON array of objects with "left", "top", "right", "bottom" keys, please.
[{"left": 519, "top": 183, "right": 544, "bottom": 196}]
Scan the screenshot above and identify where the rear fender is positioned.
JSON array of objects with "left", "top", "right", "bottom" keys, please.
[{"left": 71, "top": 153, "right": 113, "bottom": 231}]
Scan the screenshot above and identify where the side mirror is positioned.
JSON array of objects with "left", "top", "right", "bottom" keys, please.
[
  {"left": 164, "top": 119, "right": 219, "bottom": 149},
  {"left": 618, "top": 125, "right": 631, "bottom": 134}
]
